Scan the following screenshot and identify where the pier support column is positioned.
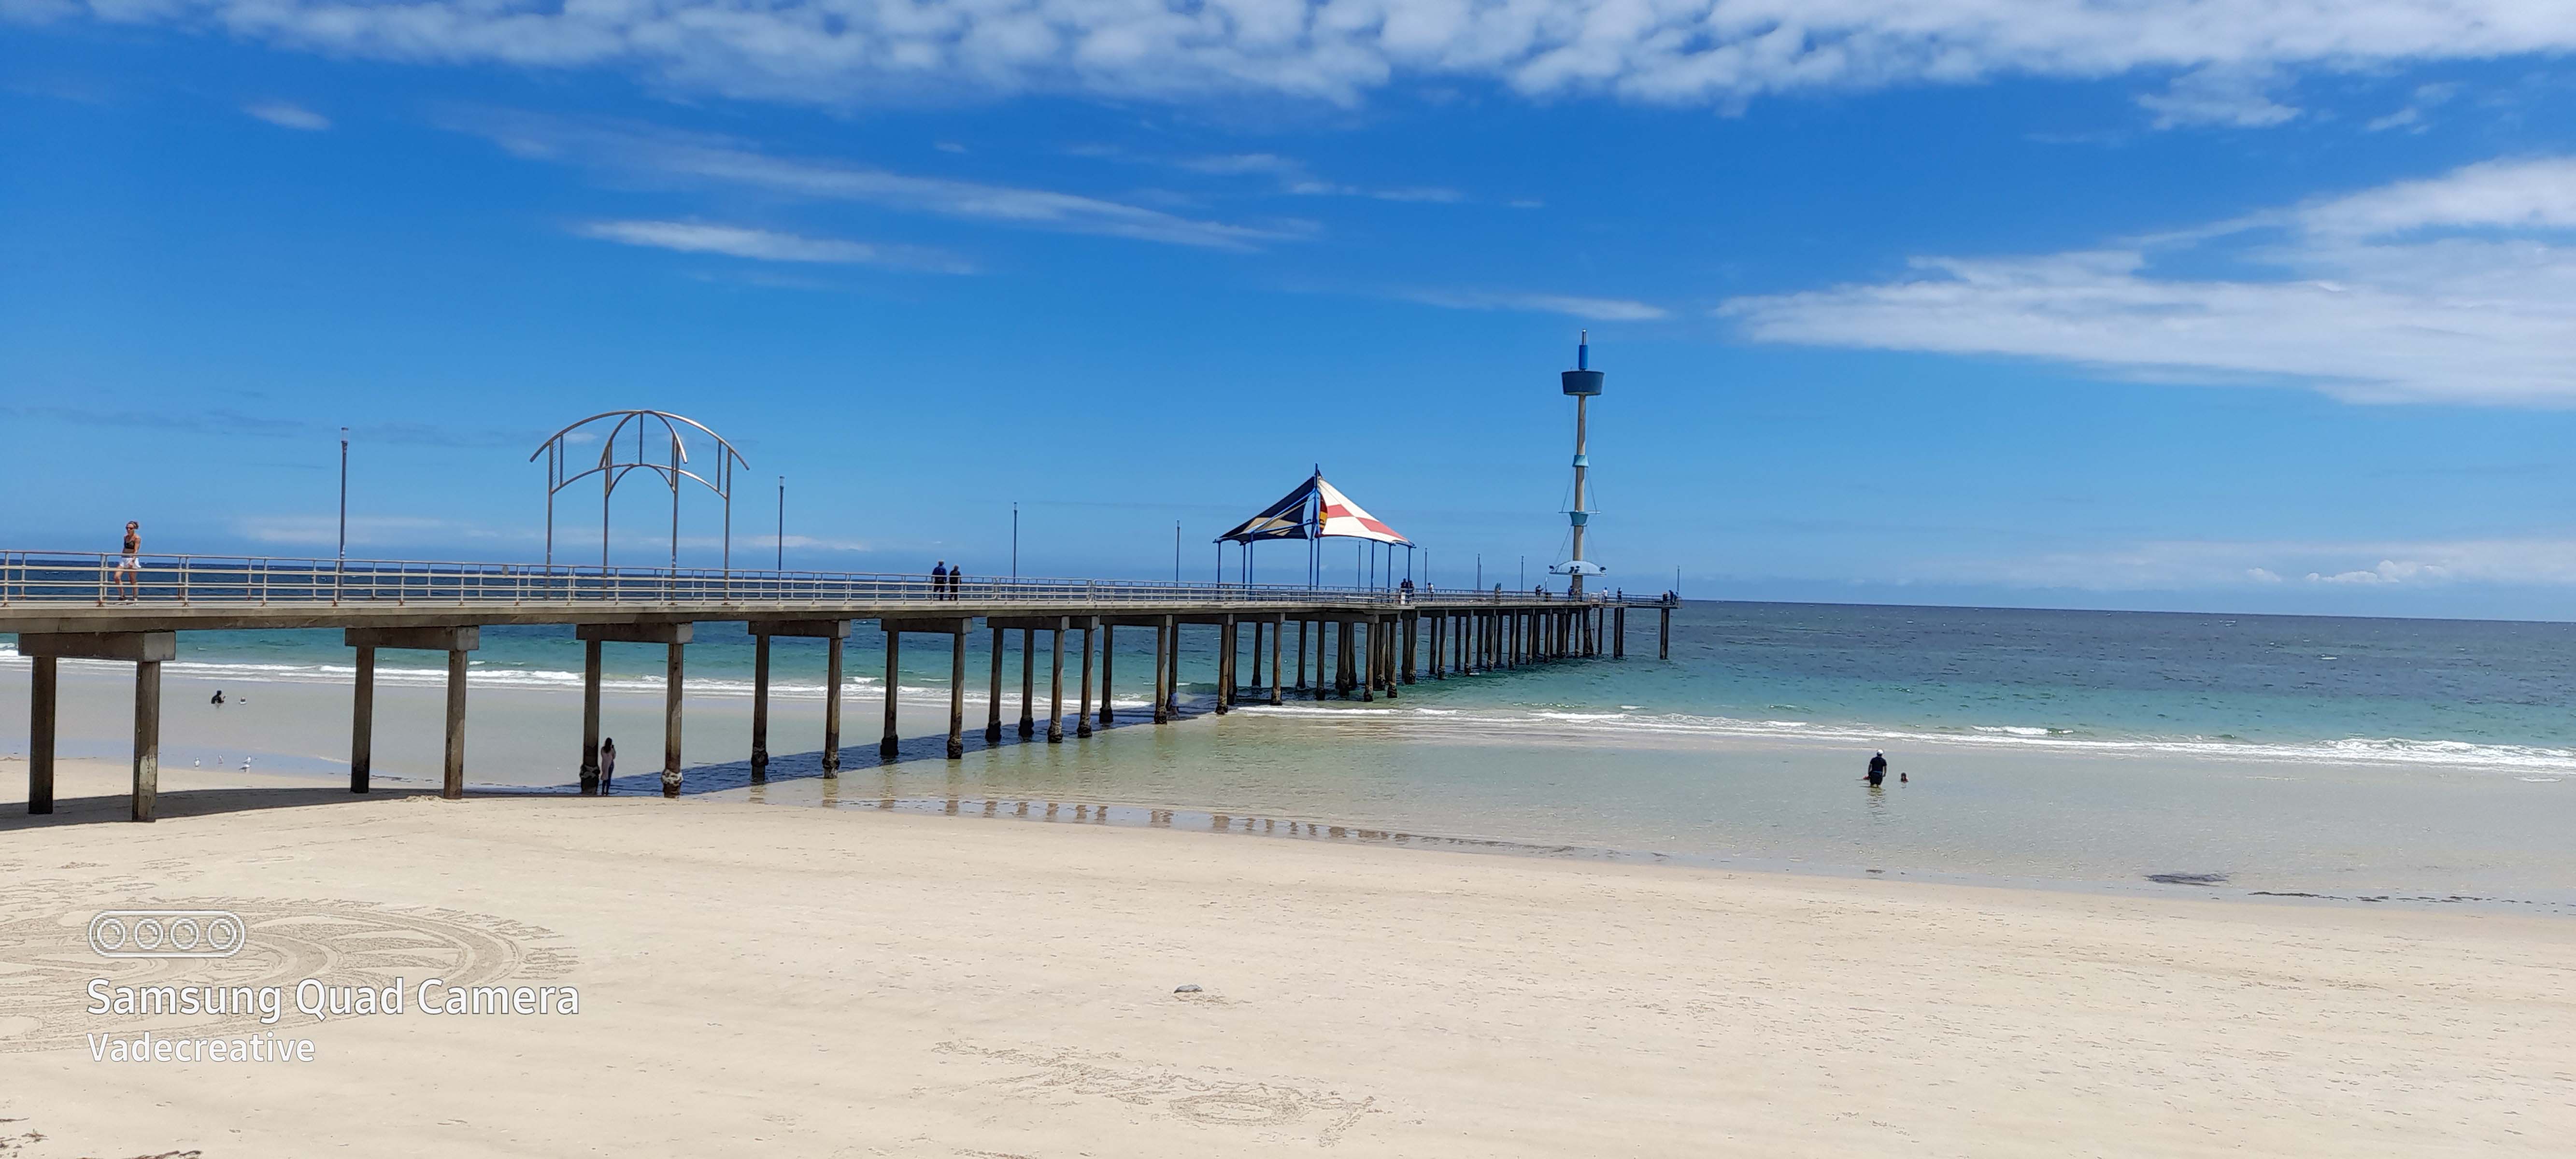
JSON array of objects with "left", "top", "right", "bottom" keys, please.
[
  {"left": 1153, "top": 617, "right": 1171, "bottom": 724},
  {"left": 660, "top": 641, "right": 685, "bottom": 797},
  {"left": 1615, "top": 606, "right": 1626, "bottom": 658},
  {"left": 1165, "top": 617, "right": 1182, "bottom": 718},
  {"left": 1048, "top": 617, "right": 1067, "bottom": 743},
  {"left": 1019, "top": 628, "right": 1036, "bottom": 738},
  {"left": 27, "top": 656, "right": 55, "bottom": 814},
  {"left": 1078, "top": 618, "right": 1097, "bottom": 737},
  {"left": 988, "top": 625, "right": 1005, "bottom": 741},
  {"left": 1401, "top": 612, "right": 1417, "bottom": 684},
  {"left": 1269, "top": 613, "right": 1284, "bottom": 705},
  {"left": 29, "top": 637, "right": 188, "bottom": 822},
  {"left": 750, "top": 635, "right": 770, "bottom": 777},
  {"left": 338, "top": 627, "right": 477, "bottom": 803},
  {"left": 1215, "top": 616, "right": 1234, "bottom": 715},
  {"left": 752, "top": 615, "right": 850, "bottom": 777},
  {"left": 1250, "top": 619, "right": 1264, "bottom": 692},
  {"left": 134, "top": 658, "right": 161, "bottom": 821},
  {"left": 1312, "top": 620, "right": 1327, "bottom": 700},
  {"left": 357, "top": 645, "right": 381, "bottom": 794},
  {"left": 949, "top": 629, "right": 968, "bottom": 759},
  {"left": 824, "top": 636, "right": 843, "bottom": 775},
  {"left": 441, "top": 648, "right": 466, "bottom": 800},
  {"left": 1383, "top": 617, "right": 1399, "bottom": 700},
  {"left": 1097, "top": 624, "right": 1115, "bottom": 726},
  {"left": 880, "top": 626, "right": 901, "bottom": 759},
  {"left": 1295, "top": 620, "right": 1309, "bottom": 690},
  {"left": 574, "top": 623, "right": 688, "bottom": 794},
  {"left": 1361, "top": 619, "right": 1376, "bottom": 703},
  {"left": 1659, "top": 605, "right": 1672, "bottom": 660}
]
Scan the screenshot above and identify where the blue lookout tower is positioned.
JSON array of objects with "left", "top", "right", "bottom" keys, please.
[{"left": 1552, "top": 331, "right": 1606, "bottom": 597}]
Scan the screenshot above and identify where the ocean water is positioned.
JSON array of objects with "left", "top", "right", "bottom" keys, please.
[{"left": 7, "top": 602, "right": 2574, "bottom": 907}]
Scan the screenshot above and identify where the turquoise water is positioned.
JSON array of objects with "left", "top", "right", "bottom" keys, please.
[
  {"left": 9, "top": 602, "right": 2575, "bottom": 905},
  {"left": 37, "top": 601, "right": 2576, "bottom": 770}
]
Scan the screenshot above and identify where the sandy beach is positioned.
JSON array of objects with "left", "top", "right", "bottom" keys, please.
[{"left": 3, "top": 759, "right": 2569, "bottom": 1157}]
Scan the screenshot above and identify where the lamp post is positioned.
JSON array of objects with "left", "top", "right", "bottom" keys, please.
[
  {"left": 1011, "top": 501, "right": 1019, "bottom": 579},
  {"left": 337, "top": 427, "right": 349, "bottom": 561},
  {"left": 776, "top": 476, "right": 784, "bottom": 570}
]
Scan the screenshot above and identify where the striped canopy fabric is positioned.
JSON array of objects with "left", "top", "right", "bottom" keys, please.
[
  {"left": 1216, "top": 478, "right": 1318, "bottom": 543},
  {"left": 1314, "top": 477, "right": 1410, "bottom": 546}
]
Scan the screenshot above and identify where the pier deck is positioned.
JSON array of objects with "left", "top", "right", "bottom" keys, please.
[{"left": 3, "top": 550, "right": 1673, "bottom": 821}]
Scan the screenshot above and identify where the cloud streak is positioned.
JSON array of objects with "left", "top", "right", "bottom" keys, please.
[
  {"left": 574, "top": 220, "right": 976, "bottom": 273},
  {"left": 242, "top": 100, "right": 329, "bottom": 130},
  {"left": 1933, "top": 535, "right": 2576, "bottom": 592},
  {"left": 1404, "top": 288, "right": 1667, "bottom": 322},
  {"left": 28, "top": 1, "right": 2576, "bottom": 111},
  {"left": 1718, "top": 156, "right": 2576, "bottom": 406},
  {"left": 457, "top": 112, "right": 1301, "bottom": 251}
]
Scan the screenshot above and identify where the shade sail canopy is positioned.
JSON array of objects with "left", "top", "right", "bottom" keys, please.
[
  {"left": 1216, "top": 478, "right": 1317, "bottom": 543},
  {"left": 1216, "top": 473, "right": 1411, "bottom": 547},
  {"left": 1315, "top": 477, "right": 1409, "bottom": 546}
]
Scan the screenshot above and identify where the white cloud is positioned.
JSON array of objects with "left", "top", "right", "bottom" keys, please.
[
  {"left": 454, "top": 112, "right": 1302, "bottom": 251},
  {"left": 574, "top": 220, "right": 976, "bottom": 273},
  {"left": 1403, "top": 288, "right": 1667, "bottom": 322},
  {"left": 1178, "top": 152, "right": 1462, "bottom": 203},
  {"left": 29, "top": 1, "right": 2576, "bottom": 110},
  {"left": 243, "top": 100, "right": 329, "bottom": 130},
  {"left": 2135, "top": 65, "right": 2297, "bottom": 128},
  {"left": 1936, "top": 536, "right": 2576, "bottom": 592},
  {"left": 1718, "top": 155, "right": 2576, "bottom": 406}
]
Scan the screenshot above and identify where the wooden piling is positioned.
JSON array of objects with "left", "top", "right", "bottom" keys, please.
[
  {"left": 1019, "top": 627, "right": 1036, "bottom": 738},
  {"left": 1048, "top": 617, "right": 1066, "bottom": 743},
  {"left": 1097, "top": 623, "right": 1115, "bottom": 726},
  {"left": 1615, "top": 606, "right": 1625, "bottom": 657},
  {"left": 1078, "top": 617, "right": 1096, "bottom": 736},
  {"left": 444, "top": 648, "right": 469, "bottom": 800},
  {"left": 1659, "top": 605, "right": 1671, "bottom": 660},
  {"left": 660, "top": 641, "right": 683, "bottom": 797},
  {"left": 1401, "top": 611, "right": 1417, "bottom": 684},
  {"left": 1214, "top": 616, "right": 1232, "bottom": 715},
  {"left": 1296, "top": 620, "right": 1309, "bottom": 690},
  {"left": 1153, "top": 617, "right": 1171, "bottom": 724},
  {"left": 28, "top": 655, "right": 54, "bottom": 814},
  {"left": 751, "top": 634, "right": 771, "bottom": 776},
  {"left": 1361, "top": 619, "right": 1375, "bottom": 702},
  {"left": 823, "top": 635, "right": 843, "bottom": 775},
  {"left": 1269, "top": 613, "right": 1284, "bottom": 705},
  {"left": 949, "top": 629, "right": 968, "bottom": 759},
  {"left": 988, "top": 625, "right": 1005, "bottom": 741},
  {"left": 1250, "top": 619, "right": 1264, "bottom": 691},
  {"left": 880, "top": 627, "right": 901, "bottom": 758},
  {"left": 356, "top": 644, "right": 380, "bottom": 794},
  {"left": 133, "top": 659, "right": 161, "bottom": 822}
]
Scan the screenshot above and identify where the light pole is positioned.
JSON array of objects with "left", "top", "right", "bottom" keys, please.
[
  {"left": 336, "top": 427, "right": 349, "bottom": 561},
  {"left": 1173, "top": 522, "right": 1181, "bottom": 583},
  {"left": 1011, "top": 501, "right": 1019, "bottom": 578},
  {"left": 775, "top": 476, "right": 784, "bottom": 570}
]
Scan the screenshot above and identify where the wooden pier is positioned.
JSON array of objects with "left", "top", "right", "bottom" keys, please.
[{"left": 2, "top": 551, "right": 1676, "bottom": 821}]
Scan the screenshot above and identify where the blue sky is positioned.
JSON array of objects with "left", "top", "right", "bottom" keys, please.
[{"left": 7, "top": 2, "right": 2576, "bottom": 617}]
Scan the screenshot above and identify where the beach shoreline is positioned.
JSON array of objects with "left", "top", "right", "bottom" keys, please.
[{"left": 2, "top": 759, "right": 2569, "bottom": 1157}]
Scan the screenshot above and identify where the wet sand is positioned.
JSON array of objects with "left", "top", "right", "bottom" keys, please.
[{"left": 2, "top": 759, "right": 2570, "bottom": 1157}]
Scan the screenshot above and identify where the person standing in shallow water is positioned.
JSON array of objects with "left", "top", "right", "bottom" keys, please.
[{"left": 1866, "top": 751, "right": 1888, "bottom": 787}]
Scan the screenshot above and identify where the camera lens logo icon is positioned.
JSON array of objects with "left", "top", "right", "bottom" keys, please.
[{"left": 89, "top": 910, "right": 246, "bottom": 959}]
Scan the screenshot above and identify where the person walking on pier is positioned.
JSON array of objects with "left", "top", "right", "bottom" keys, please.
[
  {"left": 948, "top": 565, "right": 965, "bottom": 600},
  {"left": 932, "top": 560, "right": 949, "bottom": 599},
  {"left": 113, "top": 520, "right": 142, "bottom": 602}
]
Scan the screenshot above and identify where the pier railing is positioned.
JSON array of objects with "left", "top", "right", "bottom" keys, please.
[{"left": 0, "top": 551, "right": 1642, "bottom": 611}]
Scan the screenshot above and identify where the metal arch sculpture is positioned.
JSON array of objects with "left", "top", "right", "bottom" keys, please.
[{"left": 530, "top": 410, "right": 750, "bottom": 574}]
